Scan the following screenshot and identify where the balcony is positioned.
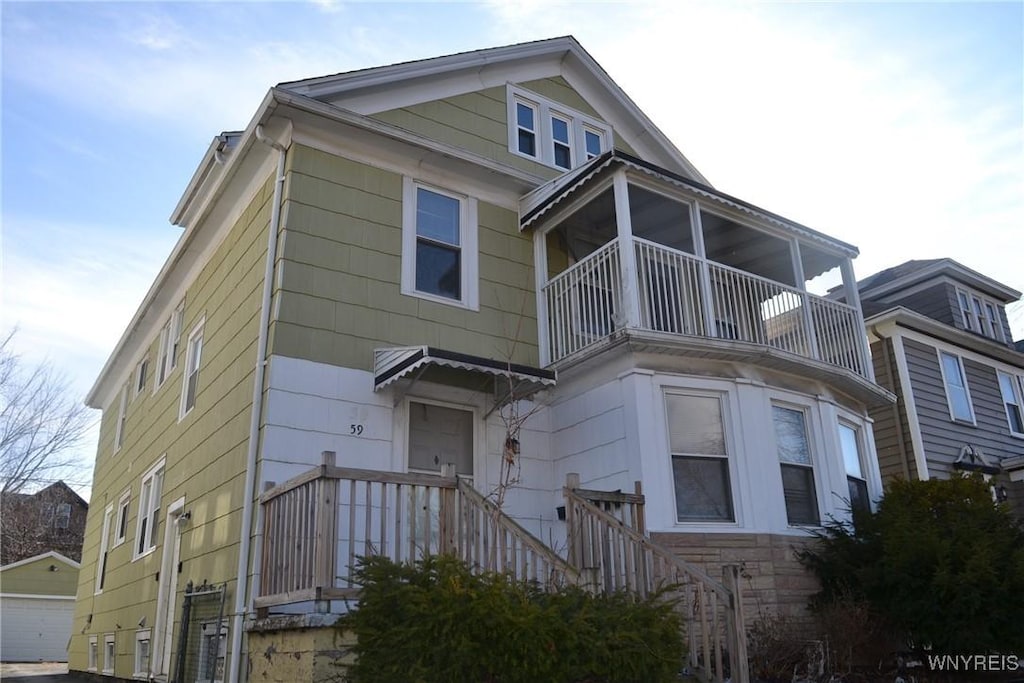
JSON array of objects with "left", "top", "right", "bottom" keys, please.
[{"left": 526, "top": 153, "right": 875, "bottom": 387}]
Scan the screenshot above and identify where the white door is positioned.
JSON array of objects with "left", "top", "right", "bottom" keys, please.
[{"left": 0, "top": 596, "right": 75, "bottom": 662}]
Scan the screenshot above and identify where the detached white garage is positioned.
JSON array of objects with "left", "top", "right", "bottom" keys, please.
[{"left": 0, "top": 552, "right": 80, "bottom": 662}]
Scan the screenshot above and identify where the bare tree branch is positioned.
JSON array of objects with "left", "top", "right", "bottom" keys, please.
[{"left": 0, "top": 330, "right": 93, "bottom": 494}]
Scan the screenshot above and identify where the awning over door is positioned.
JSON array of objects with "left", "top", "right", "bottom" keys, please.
[{"left": 374, "top": 346, "right": 556, "bottom": 405}]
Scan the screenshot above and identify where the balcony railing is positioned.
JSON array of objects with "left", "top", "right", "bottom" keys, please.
[{"left": 543, "top": 237, "right": 866, "bottom": 376}]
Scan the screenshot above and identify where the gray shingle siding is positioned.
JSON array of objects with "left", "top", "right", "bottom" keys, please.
[
  {"left": 878, "top": 283, "right": 957, "bottom": 326},
  {"left": 903, "top": 338, "right": 1024, "bottom": 478}
]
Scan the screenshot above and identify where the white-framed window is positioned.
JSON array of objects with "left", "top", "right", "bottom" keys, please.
[
  {"left": 506, "top": 85, "right": 612, "bottom": 170},
  {"left": 88, "top": 635, "right": 99, "bottom": 671},
  {"left": 95, "top": 504, "right": 114, "bottom": 594},
  {"left": 957, "top": 288, "right": 1004, "bottom": 341},
  {"left": 134, "top": 458, "right": 165, "bottom": 559},
  {"left": 134, "top": 357, "right": 149, "bottom": 399},
  {"left": 938, "top": 351, "right": 975, "bottom": 423},
  {"left": 115, "top": 488, "right": 131, "bottom": 546},
  {"left": 772, "top": 404, "right": 820, "bottom": 526},
  {"left": 114, "top": 382, "right": 129, "bottom": 452},
  {"left": 134, "top": 629, "right": 151, "bottom": 678},
  {"left": 197, "top": 622, "right": 228, "bottom": 683},
  {"left": 103, "top": 633, "right": 116, "bottom": 675},
  {"left": 838, "top": 422, "right": 870, "bottom": 513},
  {"left": 400, "top": 178, "right": 479, "bottom": 310},
  {"left": 155, "top": 301, "right": 184, "bottom": 390},
  {"left": 665, "top": 392, "right": 735, "bottom": 522},
  {"left": 997, "top": 371, "right": 1024, "bottom": 436},
  {"left": 179, "top": 319, "right": 204, "bottom": 419}
]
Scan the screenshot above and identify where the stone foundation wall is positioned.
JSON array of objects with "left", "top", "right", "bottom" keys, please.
[{"left": 651, "top": 531, "right": 819, "bottom": 622}]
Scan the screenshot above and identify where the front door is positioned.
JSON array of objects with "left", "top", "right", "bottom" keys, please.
[{"left": 407, "top": 400, "right": 474, "bottom": 476}]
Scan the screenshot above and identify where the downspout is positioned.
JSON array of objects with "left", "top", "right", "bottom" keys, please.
[
  {"left": 872, "top": 326, "right": 912, "bottom": 481},
  {"left": 228, "top": 124, "right": 286, "bottom": 683}
]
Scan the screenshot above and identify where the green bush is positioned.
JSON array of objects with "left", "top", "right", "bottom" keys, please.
[
  {"left": 338, "top": 554, "right": 685, "bottom": 683},
  {"left": 798, "top": 476, "right": 1024, "bottom": 653}
]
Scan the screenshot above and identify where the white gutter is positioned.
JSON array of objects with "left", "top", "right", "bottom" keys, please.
[{"left": 228, "top": 124, "right": 286, "bottom": 683}]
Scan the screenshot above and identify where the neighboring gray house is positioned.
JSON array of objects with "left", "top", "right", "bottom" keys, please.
[{"left": 834, "top": 259, "right": 1024, "bottom": 517}]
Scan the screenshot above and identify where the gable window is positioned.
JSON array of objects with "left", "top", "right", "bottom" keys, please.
[
  {"left": 115, "top": 382, "right": 129, "bottom": 452},
  {"left": 515, "top": 100, "right": 537, "bottom": 157},
  {"left": 665, "top": 393, "right": 734, "bottom": 522},
  {"left": 155, "top": 301, "right": 184, "bottom": 389},
  {"left": 957, "top": 290, "right": 977, "bottom": 332},
  {"left": 179, "top": 320, "right": 204, "bottom": 418},
  {"left": 103, "top": 633, "right": 116, "bottom": 675},
  {"left": 772, "top": 405, "right": 819, "bottom": 526},
  {"left": 939, "top": 351, "right": 974, "bottom": 423},
  {"left": 55, "top": 502, "right": 71, "bottom": 529},
  {"left": 507, "top": 85, "right": 612, "bottom": 171},
  {"left": 984, "top": 302, "right": 1003, "bottom": 341},
  {"left": 115, "top": 489, "right": 131, "bottom": 546},
  {"left": 401, "top": 178, "right": 479, "bottom": 309},
  {"left": 838, "top": 423, "right": 869, "bottom": 513},
  {"left": 998, "top": 371, "right": 1024, "bottom": 436},
  {"left": 135, "top": 459, "right": 165, "bottom": 558},
  {"left": 134, "top": 357, "right": 149, "bottom": 398}
]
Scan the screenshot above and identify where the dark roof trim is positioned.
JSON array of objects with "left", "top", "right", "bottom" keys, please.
[{"left": 520, "top": 150, "right": 858, "bottom": 257}]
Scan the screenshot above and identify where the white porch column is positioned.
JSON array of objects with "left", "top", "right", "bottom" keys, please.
[
  {"left": 840, "top": 258, "right": 876, "bottom": 381},
  {"left": 533, "top": 228, "right": 550, "bottom": 366},
  {"left": 690, "top": 201, "right": 718, "bottom": 337},
  {"left": 790, "top": 240, "right": 821, "bottom": 360},
  {"left": 612, "top": 170, "right": 642, "bottom": 329}
]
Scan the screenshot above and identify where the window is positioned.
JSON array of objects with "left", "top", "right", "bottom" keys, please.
[
  {"left": 115, "top": 489, "right": 131, "bottom": 546},
  {"left": 134, "top": 357, "right": 149, "bottom": 398},
  {"left": 197, "top": 623, "right": 227, "bottom": 683},
  {"left": 400, "top": 178, "right": 478, "bottom": 309},
  {"left": 88, "top": 636, "right": 98, "bottom": 671},
  {"left": 103, "top": 633, "right": 116, "bottom": 675},
  {"left": 939, "top": 351, "right": 974, "bottom": 423},
  {"left": 115, "top": 382, "right": 129, "bottom": 451},
  {"left": 665, "top": 393, "right": 734, "bottom": 522},
  {"left": 838, "top": 423, "right": 869, "bottom": 513},
  {"left": 96, "top": 504, "right": 113, "bottom": 593},
  {"left": 135, "top": 459, "right": 165, "bottom": 558},
  {"left": 998, "top": 371, "right": 1024, "bottom": 436},
  {"left": 772, "top": 405, "right": 819, "bottom": 526},
  {"left": 134, "top": 630, "right": 151, "bottom": 678},
  {"left": 55, "top": 502, "right": 71, "bottom": 529},
  {"left": 515, "top": 100, "right": 537, "bottom": 157},
  {"left": 507, "top": 85, "right": 612, "bottom": 170},
  {"left": 41, "top": 502, "right": 55, "bottom": 526},
  {"left": 155, "top": 301, "right": 184, "bottom": 389},
  {"left": 179, "top": 320, "right": 204, "bottom": 418},
  {"left": 957, "top": 288, "right": 1004, "bottom": 341}
]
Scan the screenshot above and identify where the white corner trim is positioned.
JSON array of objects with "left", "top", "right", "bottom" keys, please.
[{"left": 889, "top": 333, "right": 930, "bottom": 480}]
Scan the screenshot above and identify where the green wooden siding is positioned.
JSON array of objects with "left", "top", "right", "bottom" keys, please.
[
  {"left": 0, "top": 557, "right": 79, "bottom": 596},
  {"left": 68, "top": 173, "right": 274, "bottom": 675},
  {"left": 270, "top": 144, "right": 539, "bottom": 372},
  {"left": 370, "top": 76, "right": 635, "bottom": 175}
]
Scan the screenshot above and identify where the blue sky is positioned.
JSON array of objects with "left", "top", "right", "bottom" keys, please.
[{"left": 2, "top": 1, "right": 1022, "bottom": 493}]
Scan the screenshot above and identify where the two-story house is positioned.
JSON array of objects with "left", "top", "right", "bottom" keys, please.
[
  {"left": 836, "top": 259, "right": 1024, "bottom": 518},
  {"left": 70, "top": 37, "right": 893, "bottom": 682}
]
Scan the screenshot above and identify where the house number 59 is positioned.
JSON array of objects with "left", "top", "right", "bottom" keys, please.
[{"left": 350, "top": 424, "right": 364, "bottom": 436}]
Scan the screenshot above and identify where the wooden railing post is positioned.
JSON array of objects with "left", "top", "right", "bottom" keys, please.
[
  {"left": 439, "top": 463, "right": 457, "bottom": 555},
  {"left": 313, "top": 452, "right": 337, "bottom": 614},
  {"left": 564, "top": 473, "right": 581, "bottom": 569},
  {"left": 723, "top": 564, "right": 749, "bottom": 683},
  {"left": 257, "top": 480, "right": 276, "bottom": 619}
]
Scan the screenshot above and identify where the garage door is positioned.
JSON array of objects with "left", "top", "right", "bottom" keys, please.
[{"left": 0, "top": 596, "right": 74, "bottom": 662}]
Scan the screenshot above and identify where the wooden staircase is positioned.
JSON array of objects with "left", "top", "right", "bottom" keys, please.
[{"left": 256, "top": 452, "right": 748, "bottom": 682}]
